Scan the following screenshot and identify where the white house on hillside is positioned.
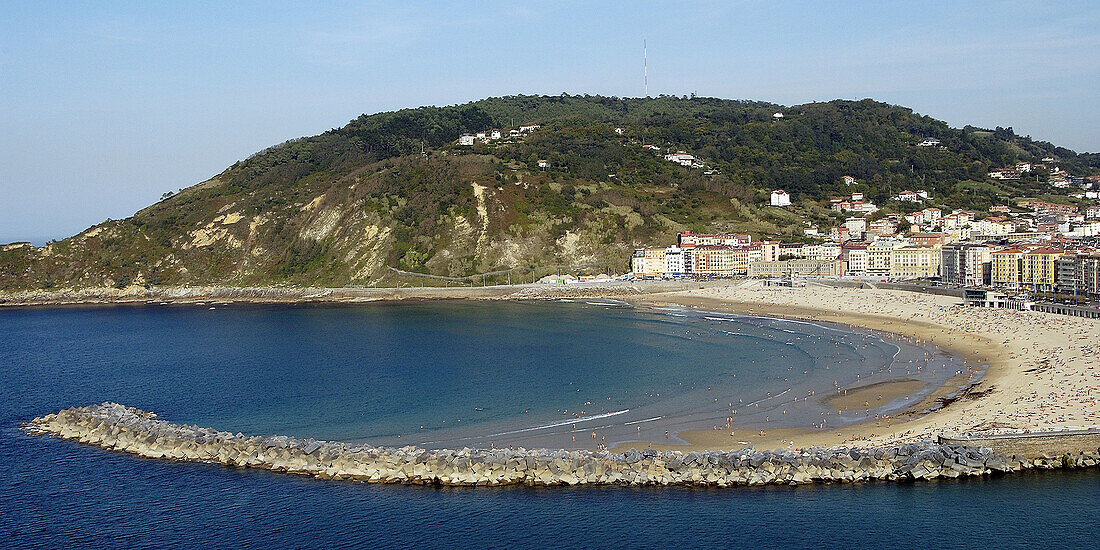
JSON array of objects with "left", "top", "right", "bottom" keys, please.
[
  {"left": 844, "top": 217, "right": 868, "bottom": 237},
  {"left": 664, "top": 152, "right": 696, "bottom": 167},
  {"left": 458, "top": 134, "right": 475, "bottom": 146},
  {"left": 895, "top": 190, "right": 922, "bottom": 202},
  {"left": 988, "top": 169, "right": 1021, "bottom": 180},
  {"left": 770, "top": 189, "right": 791, "bottom": 206}
]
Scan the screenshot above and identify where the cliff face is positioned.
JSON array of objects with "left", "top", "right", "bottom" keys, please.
[
  {"left": 2, "top": 95, "right": 1095, "bottom": 291},
  {"left": 1, "top": 153, "right": 653, "bottom": 290}
]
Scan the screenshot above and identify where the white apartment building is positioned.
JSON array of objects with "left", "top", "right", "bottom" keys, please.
[
  {"left": 844, "top": 244, "right": 869, "bottom": 276},
  {"left": 664, "top": 247, "right": 687, "bottom": 277}
]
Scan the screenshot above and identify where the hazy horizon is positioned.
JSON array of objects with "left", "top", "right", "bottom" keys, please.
[{"left": 3, "top": 1, "right": 1099, "bottom": 243}]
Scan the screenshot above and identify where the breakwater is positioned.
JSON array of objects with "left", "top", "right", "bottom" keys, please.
[
  {"left": 0, "top": 280, "right": 713, "bottom": 308},
  {"left": 23, "top": 403, "right": 1100, "bottom": 487}
]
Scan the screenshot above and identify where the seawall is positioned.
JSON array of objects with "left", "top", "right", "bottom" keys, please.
[
  {"left": 23, "top": 403, "right": 1100, "bottom": 487},
  {"left": 939, "top": 430, "right": 1100, "bottom": 461}
]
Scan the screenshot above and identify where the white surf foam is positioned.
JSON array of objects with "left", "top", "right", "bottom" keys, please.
[
  {"left": 623, "top": 416, "right": 663, "bottom": 426},
  {"left": 484, "top": 409, "right": 631, "bottom": 437}
]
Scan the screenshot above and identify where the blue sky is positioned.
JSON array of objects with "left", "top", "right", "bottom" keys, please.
[{"left": 2, "top": 1, "right": 1099, "bottom": 243}]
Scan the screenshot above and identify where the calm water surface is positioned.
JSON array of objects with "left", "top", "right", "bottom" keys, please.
[{"left": 0, "top": 302, "right": 1095, "bottom": 548}]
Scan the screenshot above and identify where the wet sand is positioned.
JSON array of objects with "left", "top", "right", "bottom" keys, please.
[{"left": 822, "top": 379, "right": 927, "bottom": 412}]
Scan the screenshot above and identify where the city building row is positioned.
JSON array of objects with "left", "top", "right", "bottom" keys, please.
[{"left": 632, "top": 232, "right": 1100, "bottom": 301}]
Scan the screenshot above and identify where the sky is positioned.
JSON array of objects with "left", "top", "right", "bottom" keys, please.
[{"left": 2, "top": 1, "right": 1099, "bottom": 243}]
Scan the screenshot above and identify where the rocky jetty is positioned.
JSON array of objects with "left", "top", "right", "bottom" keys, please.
[
  {"left": 23, "top": 403, "right": 1100, "bottom": 487},
  {"left": 0, "top": 286, "right": 335, "bottom": 307},
  {"left": 0, "top": 280, "right": 712, "bottom": 308}
]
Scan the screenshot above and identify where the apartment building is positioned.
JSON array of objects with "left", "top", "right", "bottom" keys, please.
[
  {"left": 890, "top": 246, "right": 941, "bottom": 279},
  {"left": 631, "top": 248, "right": 666, "bottom": 279},
  {"left": 992, "top": 246, "right": 1064, "bottom": 291},
  {"left": 867, "top": 239, "right": 906, "bottom": 278},
  {"left": 749, "top": 259, "right": 844, "bottom": 278},
  {"left": 942, "top": 243, "right": 993, "bottom": 287}
]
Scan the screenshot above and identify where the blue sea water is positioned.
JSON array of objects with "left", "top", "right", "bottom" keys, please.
[{"left": 1, "top": 301, "right": 1096, "bottom": 548}]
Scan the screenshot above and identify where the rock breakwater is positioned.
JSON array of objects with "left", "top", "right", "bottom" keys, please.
[
  {"left": 0, "top": 280, "right": 714, "bottom": 308},
  {"left": 24, "top": 403, "right": 1100, "bottom": 487},
  {"left": 0, "top": 286, "right": 335, "bottom": 307}
]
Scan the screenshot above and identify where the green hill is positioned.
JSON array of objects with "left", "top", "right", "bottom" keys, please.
[{"left": 2, "top": 95, "right": 1097, "bottom": 291}]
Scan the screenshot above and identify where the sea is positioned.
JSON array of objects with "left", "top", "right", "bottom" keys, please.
[{"left": 1, "top": 301, "right": 1096, "bottom": 548}]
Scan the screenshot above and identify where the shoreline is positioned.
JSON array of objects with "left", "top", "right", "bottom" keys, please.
[
  {"left": 821, "top": 379, "right": 927, "bottom": 412},
  {"left": 387, "top": 301, "right": 963, "bottom": 452},
  {"left": 624, "top": 293, "right": 1002, "bottom": 451},
  {"left": 6, "top": 280, "right": 1097, "bottom": 453},
  {"left": 629, "top": 283, "right": 1097, "bottom": 451}
]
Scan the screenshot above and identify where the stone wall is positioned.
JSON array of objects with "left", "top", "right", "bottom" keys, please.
[
  {"left": 939, "top": 430, "right": 1100, "bottom": 461},
  {"left": 23, "top": 403, "right": 1100, "bottom": 487}
]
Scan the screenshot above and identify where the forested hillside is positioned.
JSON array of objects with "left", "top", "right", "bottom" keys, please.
[{"left": 2, "top": 95, "right": 1097, "bottom": 291}]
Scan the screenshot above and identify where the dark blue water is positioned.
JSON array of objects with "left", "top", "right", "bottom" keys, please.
[{"left": 1, "top": 302, "right": 1096, "bottom": 548}]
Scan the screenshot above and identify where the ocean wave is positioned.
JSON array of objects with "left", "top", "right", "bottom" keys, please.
[
  {"left": 623, "top": 416, "right": 663, "bottom": 425},
  {"left": 484, "top": 409, "right": 631, "bottom": 437},
  {"left": 585, "top": 301, "right": 631, "bottom": 307},
  {"left": 744, "top": 387, "right": 792, "bottom": 407}
]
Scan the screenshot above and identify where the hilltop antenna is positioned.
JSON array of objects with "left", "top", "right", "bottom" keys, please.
[{"left": 643, "top": 39, "right": 648, "bottom": 97}]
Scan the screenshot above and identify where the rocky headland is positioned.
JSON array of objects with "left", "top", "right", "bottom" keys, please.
[{"left": 24, "top": 403, "right": 1100, "bottom": 487}]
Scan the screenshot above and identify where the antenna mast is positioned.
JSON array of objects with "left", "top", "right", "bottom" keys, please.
[{"left": 644, "top": 39, "right": 648, "bottom": 97}]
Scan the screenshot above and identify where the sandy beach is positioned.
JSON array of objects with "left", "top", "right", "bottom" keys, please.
[{"left": 627, "top": 280, "right": 1099, "bottom": 451}]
